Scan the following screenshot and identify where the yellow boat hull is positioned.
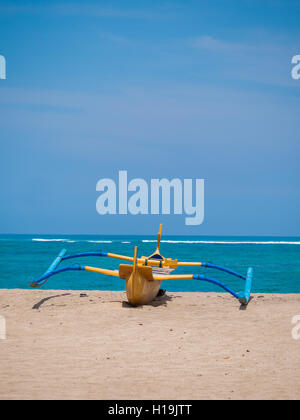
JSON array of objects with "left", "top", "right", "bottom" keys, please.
[{"left": 119, "top": 264, "right": 162, "bottom": 305}]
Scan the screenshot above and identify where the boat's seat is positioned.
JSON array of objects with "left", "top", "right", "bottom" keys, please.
[{"left": 151, "top": 267, "right": 174, "bottom": 275}]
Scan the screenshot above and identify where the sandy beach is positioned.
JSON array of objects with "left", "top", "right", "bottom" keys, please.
[{"left": 0, "top": 289, "right": 300, "bottom": 400}]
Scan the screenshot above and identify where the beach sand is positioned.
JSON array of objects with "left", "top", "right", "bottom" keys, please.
[{"left": 0, "top": 289, "right": 300, "bottom": 400}]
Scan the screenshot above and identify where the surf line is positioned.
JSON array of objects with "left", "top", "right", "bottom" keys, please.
[{"left": 96, "top": 170, "right": 204, "bottom": 226}]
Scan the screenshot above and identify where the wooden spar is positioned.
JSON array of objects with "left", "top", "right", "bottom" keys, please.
[
  {"left": 84, "top": 266, "right": 120, "bottom": 277},
  {"left": 156, "top": 223, "right": 162, "bottom": 253},
  {"left": 133, "top": 246, "right": 138, "bottom": 272}
]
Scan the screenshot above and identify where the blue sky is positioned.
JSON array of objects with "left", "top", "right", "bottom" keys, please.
[{"left": 0, "top": 0, "right": 299, "bottom": 235}]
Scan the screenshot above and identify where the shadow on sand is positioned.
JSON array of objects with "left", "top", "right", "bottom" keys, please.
[
  {"left": 122, "top": 293, "right": 173, "bottom": 309},
  {"left": 32, "top": 293, "right": 71, "bottom": 310}
]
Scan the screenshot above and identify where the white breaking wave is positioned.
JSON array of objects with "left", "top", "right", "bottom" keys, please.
[
  {"left": 142, "top": 240, "right": 300, "bottom": 245},
  {"left": 32, "top": 238, "right": 75, "bottom": 243},
  {"left": 87, "top": 240, "right": 112, "bottom": 243},
  {"left": 32, "top": 238, "right": 300, "bottom": 245}
]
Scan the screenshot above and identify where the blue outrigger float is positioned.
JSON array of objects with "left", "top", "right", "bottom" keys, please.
[{"left": 30, "top": 225, "right": 253, "bottom": 306}]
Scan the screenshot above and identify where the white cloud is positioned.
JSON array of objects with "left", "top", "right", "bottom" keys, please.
[
  {"left": 100, "top": 32, "right": 135, "bottom": 46},
  {"left": 191, "top": 36, "right": 257, "bottom": 53}
]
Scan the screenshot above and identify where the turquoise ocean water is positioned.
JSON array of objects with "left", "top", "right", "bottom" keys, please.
[{"left": 0, "top": 235, "right": 300, "bottom": 293}]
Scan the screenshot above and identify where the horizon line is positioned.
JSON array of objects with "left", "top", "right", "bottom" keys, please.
[{"left": 1, "top": 233, "right": 300, "bottom": 238}]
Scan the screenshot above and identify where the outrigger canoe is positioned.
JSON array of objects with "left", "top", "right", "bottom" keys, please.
[{"left": 30, "top": 225, "right": 253, "bottom": 306}]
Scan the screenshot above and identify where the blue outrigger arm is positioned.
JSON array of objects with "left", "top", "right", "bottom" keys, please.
[
  {"left": 29, "top": 247, "right": 253, "bottom": 306},
  {"left": 45, "top": 248, "right": 67, "bottom": 273},
  {"left": 30, "top": 248, "right": 67, "bottom": 288},
  {"left": 193, "top": 267, "right": 253, "bottom": 305},
  {"left": 29, "top": 248, "right": 108, "bottom": 288},
  {"left": 237, "top": 267, "right": 253, "bottom": 305}
]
